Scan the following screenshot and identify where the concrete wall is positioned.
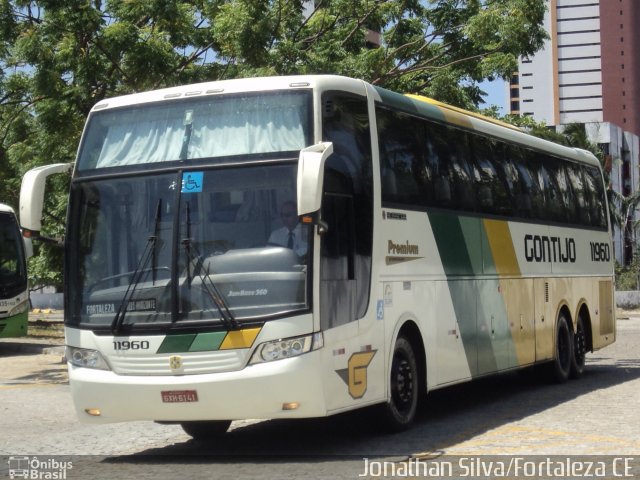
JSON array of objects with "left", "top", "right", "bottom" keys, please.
[
  {"left": 30, "top": 293, "right": 64, "bottom": 310},
  {"left": 615, "top": 291, "right": 640, "bottom": 310}
]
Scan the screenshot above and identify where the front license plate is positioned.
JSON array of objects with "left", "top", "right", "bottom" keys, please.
[{"left": 161, "top": 390, "right": 199, "bottom": 403}]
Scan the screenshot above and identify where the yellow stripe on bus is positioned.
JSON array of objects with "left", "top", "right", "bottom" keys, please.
[
  {"left": 405, "top": 94, "right": 521, "bottom": 132},
  {"left": 219, "top": 327, "right": 262, "bottom": 350},
  {"left": 483, "top": 219, "right": 521, "bottom": 276}
]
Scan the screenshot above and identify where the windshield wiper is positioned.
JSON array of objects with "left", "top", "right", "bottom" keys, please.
[
  {"left": 182, "top": 202, "right": 237, "bottom": 330},
  {"left": 111, "top": 199, "right": 162, "bottom": 334}
]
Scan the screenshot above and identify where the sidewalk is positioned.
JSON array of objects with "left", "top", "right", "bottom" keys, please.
[{"left": 0, "top": 310, "right": 65, "bottom": 356}]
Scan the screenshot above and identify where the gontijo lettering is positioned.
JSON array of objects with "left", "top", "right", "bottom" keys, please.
[{"left": 524, "top": 234, "right": 576, "bottom": 263}]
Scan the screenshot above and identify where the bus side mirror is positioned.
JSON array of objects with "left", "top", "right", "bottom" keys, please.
[
  {"left": 297, "top": 142, "right": 333, "bottom": 217},
  {"left": 20, "top": 163, "right": 73, "bottom": 242}
]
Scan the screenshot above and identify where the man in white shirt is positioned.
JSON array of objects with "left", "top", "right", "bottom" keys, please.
[{"left": 268, "top": 201, "right": 308, "bottom": 257}]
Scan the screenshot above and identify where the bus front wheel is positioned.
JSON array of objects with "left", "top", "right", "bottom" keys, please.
[
  {"left": 181, "top": 420, "right": 232, "bottom": 440},
  {"left": 380, "top": 336, "right": 419, "bottom": 432}
]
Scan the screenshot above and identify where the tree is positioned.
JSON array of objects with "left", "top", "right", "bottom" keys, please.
[{"left": 0, "top": 0, "right": 548, "bottom": 288}]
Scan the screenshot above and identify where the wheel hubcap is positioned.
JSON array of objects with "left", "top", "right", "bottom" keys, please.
[{"left": 391, "top": 356, "right": 413, "bottom": 412}]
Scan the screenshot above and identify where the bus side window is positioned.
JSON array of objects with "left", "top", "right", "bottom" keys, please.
[
  {"left": 566, "top": 164, "right": 591, "bottom": 226},
  {"left": 583, "top": 166, "right": 607, "bottom": 229},
  {"left": 448, "top": 129, "right": 476, "bottom": 212},
  {"left": 520, "top": 152, "right": 548, "bottom": 222},
  {"left": 553, "top": 163, "right": 577, "bottom": 222},
  {"left": 428, "top": 123, "right": 453, "bottom": 208},
  {"left": 496, "top": 142, "right": 533, "bottom": 218},
  {"left": 491, "top": 142, "right": 521, "bottom": 217},
  {"left": 540, "top": 157, "right": 569, "bottom": 223},
  {"left": 472, "top": 136, "right": 514, "bottom": 216},
  {"left": 376, "top": 108, "right": 426, "bottom": 206}
]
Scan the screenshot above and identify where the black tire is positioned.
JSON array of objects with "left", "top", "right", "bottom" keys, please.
[
  {"left": 570, "top": 314, "right": 587, "bottom": 379},
  {"left": 549, "top": 313, "right": 573, "bottom": 383},
  {"left": 181, "top": 420, "right": 231, "bottom": 440},
  {"left": 379, "top": 336, "right": 419, "bottom": 432}
]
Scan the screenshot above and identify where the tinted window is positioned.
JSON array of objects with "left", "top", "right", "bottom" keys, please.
[{"left": 376, "top": 104, "right": 607, "bottom": 230}]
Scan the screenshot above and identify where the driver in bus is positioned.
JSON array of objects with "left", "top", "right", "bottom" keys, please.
[{"left": 268, "top": 201, "right": 308, "bottom": 257}]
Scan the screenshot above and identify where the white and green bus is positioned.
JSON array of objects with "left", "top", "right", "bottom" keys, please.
[
  {"left": 0, "top": 203, "right": 30, "bottom": 338},
  {"left": 20, "top": 75, "right": 615, "bottom": 437}
]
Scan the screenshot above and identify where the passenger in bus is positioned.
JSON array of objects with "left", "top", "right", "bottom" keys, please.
[{"left": 268, "top": 201, "right": 308, "bottom": 257}]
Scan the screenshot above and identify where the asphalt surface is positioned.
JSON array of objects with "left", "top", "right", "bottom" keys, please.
[{"left": 0, "top": 312, "right": 638, "bottom": 479}]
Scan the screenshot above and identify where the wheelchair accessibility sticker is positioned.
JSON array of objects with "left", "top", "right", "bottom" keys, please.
[{"left": 182, "top": 172, "right": 203, "bottom": 193}]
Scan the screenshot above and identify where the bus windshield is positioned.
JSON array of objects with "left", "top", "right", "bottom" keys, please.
[
  {"left": 0, "top": 211, "right": 27, "bottom": 292},
  {"left": 67, "top": 164, "right": 311, "bottom": 330},
  {"left": 77, "top": 90, "right": 311, "bottom": 170}
]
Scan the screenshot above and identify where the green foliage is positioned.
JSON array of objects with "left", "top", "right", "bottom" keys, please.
[
  {"left": 615, "top": 259, "right": 640, "bottom": 291},
  {"left": 0, "top": 0, "right": 548, "bottom": 288}
]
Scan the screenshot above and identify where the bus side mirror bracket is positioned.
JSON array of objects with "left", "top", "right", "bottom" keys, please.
[
  {"left": 20, "top": 163, "right": 73, "bottom": 243},
  {"left": 297, "top": 142, "right": 333, "bottom": 217}
]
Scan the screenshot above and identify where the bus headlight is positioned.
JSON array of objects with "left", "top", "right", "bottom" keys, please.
[
  {"left": 8, "top": 300, "right": 29, "bottom": 317},
  {"left": 66, "top": 346, "right": 111, "bottom": 371},
  {"left": 250, "top": 332, "right": 323, "bottom": 364}
]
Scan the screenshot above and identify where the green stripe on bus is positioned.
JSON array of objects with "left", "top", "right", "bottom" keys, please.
[
  {"left": 428, "top": 212, "right": 475, "bottom": 276},
  {"left": 157, "top": 334, "right": 197, "bottom": 354},
  {"left": 189, "top": 331, "right": 227, "bottom": 352},
  {"left": 374, "top": 86, "right": 447, "bottom": 123}
]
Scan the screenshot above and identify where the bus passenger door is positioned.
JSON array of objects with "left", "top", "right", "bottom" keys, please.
[
  {"left": 319, "top": 90, "right": 377, "bottom": 411},
  {"left": 320, "top": 193, "right": 356, "bottom": 330},
  {"left": 319, "top": 192, "right": 361, "bottom": 411}
]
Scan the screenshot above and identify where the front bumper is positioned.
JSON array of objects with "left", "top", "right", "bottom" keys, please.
[{"left": 69, "top": 349, "right": 327, "bottom": 423}]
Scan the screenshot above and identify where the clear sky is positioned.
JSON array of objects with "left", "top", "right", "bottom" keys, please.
[{"left": 479, "top": 79, "right": 507, "bottom": 116}]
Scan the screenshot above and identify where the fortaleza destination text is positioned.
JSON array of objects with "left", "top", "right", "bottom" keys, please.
[{"left": 359, "top": 457, "right": 636, "bottom": 478}]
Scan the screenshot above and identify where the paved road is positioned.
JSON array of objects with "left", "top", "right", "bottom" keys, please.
[{"left": 1, "top": 318, "right": 639, "bottom": 479}]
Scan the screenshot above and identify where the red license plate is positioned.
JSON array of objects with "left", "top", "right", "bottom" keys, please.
[{"left": 161, "top": 390, "right": 199, "bottom": 403}]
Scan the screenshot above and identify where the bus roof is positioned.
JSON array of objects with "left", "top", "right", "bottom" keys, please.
[
  {"left": 88, "top": 75, "right": 601, "bottom": 170},
  {"left": 372, "top": 85, "right": 601, "bottom": 169},
  {"left": 90, "top": 75, "right": 367, "bottom": 113}
]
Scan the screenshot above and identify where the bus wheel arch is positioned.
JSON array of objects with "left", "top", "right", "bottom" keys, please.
[{"left": 380, "top": 320, "right": 425, "bottom": 432}]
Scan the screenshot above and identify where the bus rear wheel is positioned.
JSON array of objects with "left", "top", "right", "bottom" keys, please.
[
  {"left": 570, "top": 314, "right": 587, "bottom": 379},
  {"left": 380, "top": 336, "right": 419, "bottom": 432},
  {"left": 549, "top": 313, "right": 573, "bottom": 383},
  {"left": 181, "top": 420, "right": 231, "bottom": 440}
]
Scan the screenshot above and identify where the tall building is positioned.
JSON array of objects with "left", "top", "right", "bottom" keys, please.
[{"left": 509, "top": 0, "right": 640, "bottom": 265}]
